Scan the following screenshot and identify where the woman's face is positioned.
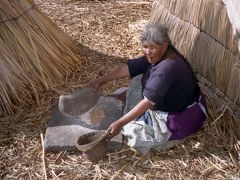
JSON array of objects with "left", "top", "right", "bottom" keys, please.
[{"left": 142, "top": 41, "right": 166, "bottom": 64}]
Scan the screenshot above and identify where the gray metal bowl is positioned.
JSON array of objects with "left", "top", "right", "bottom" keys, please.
[{"left": 58, "top": 87, "right": 101, "bottom": 118}]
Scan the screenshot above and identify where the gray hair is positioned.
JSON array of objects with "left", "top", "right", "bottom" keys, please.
[{"left": 140, "top": 22, "right": 169, "bottom": 45}]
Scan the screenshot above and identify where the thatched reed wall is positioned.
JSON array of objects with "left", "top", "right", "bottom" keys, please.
[
  {"left": 0, "top": 0, "right": 81, "bottom": 116},
  {"left": 151, "top": 0, "right": 240, "bottom": 111}
]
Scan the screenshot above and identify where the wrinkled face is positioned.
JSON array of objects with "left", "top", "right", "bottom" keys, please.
[{"left": 142, "top": 41, "right": 165, "bottom": 64}]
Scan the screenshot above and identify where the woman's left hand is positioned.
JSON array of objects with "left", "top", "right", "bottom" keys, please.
[{"left": 107, "top": 120, "right": 123, "bottom": 139}]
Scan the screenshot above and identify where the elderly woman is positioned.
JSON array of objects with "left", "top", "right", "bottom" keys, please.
[{"left": 88, "top": 22, "right": 207, "bottom": 154}]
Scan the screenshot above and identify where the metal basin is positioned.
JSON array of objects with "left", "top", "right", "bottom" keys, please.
[{"left": 58, "top": 87, "right": 101, "bottom": 118}]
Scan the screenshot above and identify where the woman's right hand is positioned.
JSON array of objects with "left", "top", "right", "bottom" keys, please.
[{"left": 86, "top": 64, "right": 129, "bottom": 92}]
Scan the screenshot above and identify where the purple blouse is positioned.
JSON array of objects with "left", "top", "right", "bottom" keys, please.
[{"left": 127, "top": 54, "right": 200, "bottom": 112}]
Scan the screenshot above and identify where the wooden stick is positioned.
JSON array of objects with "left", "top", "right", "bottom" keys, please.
[{"left": 40, "top": 132, "right": 47, "bottom": 180}]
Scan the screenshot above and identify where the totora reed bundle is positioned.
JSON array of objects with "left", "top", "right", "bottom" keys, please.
[{"left": 0, "top": 0, "right": 81, "bottom": 116}]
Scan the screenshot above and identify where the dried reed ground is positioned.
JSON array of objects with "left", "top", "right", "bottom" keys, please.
[{"left": 0, "top": 0, "right": 239, "bottom": 179}]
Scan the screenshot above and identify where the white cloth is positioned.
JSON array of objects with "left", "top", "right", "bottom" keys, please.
[{"left": 122, "top": 110, "right": 172, "bottom": 154}]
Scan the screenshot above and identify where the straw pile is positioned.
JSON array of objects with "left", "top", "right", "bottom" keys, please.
[
  {"left": 151, "top": 0, "right": 240, "bottom": 110},
  {"left": 1, "top": 0, "right": 240, "bottom": 179},
  {"left": 0, "top": 0, "right": 81, "bottom": 116}
]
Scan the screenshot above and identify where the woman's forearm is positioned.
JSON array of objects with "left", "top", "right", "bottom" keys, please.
[
  {"left": 107, "top": 98, "right": 153, "bottom": 138},
  {"left": 118, "top": 98, "right": 153, "bottom": 126}
]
